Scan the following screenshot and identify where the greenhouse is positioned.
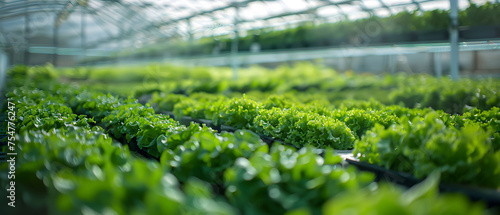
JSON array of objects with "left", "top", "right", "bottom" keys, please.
[{"left": 1, "top": 0, "right": 500, "bottom": 214}]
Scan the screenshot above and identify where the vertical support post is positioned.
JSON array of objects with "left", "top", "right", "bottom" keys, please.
[
  {"left": 349, "top": 56, "right": 355, "bottom": 72},
  {"left": 388, "top": 55, "right": 396, "bottom": 74},
  {"left": 120, "top": 16, "right": 127, "bottom": 63},
  {"left": 187, "top": 19, "right": 193, "bottom": 56},
  {"left": 473, "top": 50, "right": 479, "bottom": 74},
  {"left": 24, "top": 12, "right": 30, "bottom": 65},
  {"left": 81, "top": 11, "right": 86, "bottom": 63},
  {"left": 0, "top": 50, "right": 7, "bottom": 94},
  {"left": 231, "top": 6, "right": 239, "bottom": 80},
  {"left": 187, "top": 19, "right": 193, "bottom": 42},
  {"left": 434, "top": 52, "right": 442, "bottom": 78},
  {"left": 53, "top": 16, "right": 59, "bottom": 66},
  {"left": 449, "top": 0, "right": 459, "bottom": 80}
]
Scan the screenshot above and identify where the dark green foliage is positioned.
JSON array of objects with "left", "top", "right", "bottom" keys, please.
[
  {"left": 214, "top": 96, "right": 260, "bottom": 128},
  {"left": 323, "top": 173, "right": 486, "bottom": 215},
  {"left": 2, "top": 84, "right": 235, "bottom": 215},
  {"left": 355, "top": 112, "right": 500, "bottom": 188},
  {"left": 390, "top": 78, "right": 500, "bottom": 114},
  {"left": 4, "top": 64, "right": 499, "bottom": 214},
  {"left": 224, "top": 144, "right": 374, "bottom": 215},
  {"left": 161, "top": 129, "right": 269, "bottom": 184},
  {"left": 252, "top": 107, "right": 355, "bottom": 149}
]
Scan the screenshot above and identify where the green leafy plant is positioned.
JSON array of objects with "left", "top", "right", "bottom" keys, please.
[
  {"left": 354, "top": 112, "right": 500, "bottom": 188},
  {"left": 323, "top": 172, "right": 486, "bottom": 215},
  {"left": 224, "top": 144, "right": 374, "bottom": 215}
]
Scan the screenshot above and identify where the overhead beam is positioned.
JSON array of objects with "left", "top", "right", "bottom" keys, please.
[
  {"left": 81, "top": 7, "right": 114, "bottom": 39},
  {"left": 0, "top": 1, "right": 69, "bottom": 14},
  {"left": 83, "top": 4, "right": 150, "bottom": 42},
  {"left": 88, "top": 0, "right": 356, "bottom": 48},
  {"left": 354, "top": 0, "right": 375, "bottom": 15},
  {"left": 377, "top": 0, "right": 393, "bottom": 15},
  {"left": 56, "top": 0, "right": 88, "bottom": 27},
  {"left": 411, "top": 0, "right": 423, "bottom": 12},
  {"left": 0, "top": 2, "right": 69, "bottom": 20},
  {"left": 185, "top": 0, "right": 436, "bottom": 39},
  {"left": 257, "top": 0, "right": 355, "bottom": 21},
  {"left": 0, "top": 2, "right": 138, "bottom": 49},
  {"left": 91, "top": 0, "right": 355, "bottom": 49},
  {"left": 88, "top": 0, "right": 435, "bottom": 49},
  {"left": 86, "top": 0, "right": 268, "bottom": 48}
]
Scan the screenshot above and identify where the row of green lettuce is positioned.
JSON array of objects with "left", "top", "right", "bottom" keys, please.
[
  {"left": 355, "top": 112, "right": 500, "bottom": 189},
  {"left": 3, "top": 82, "right": 492, "bottom": 214},
  {"left": 7, "top": 64, "right": 500, "bottom": 188},
  {"left": 1, "top": 87, "right": 235, "bottom": 214},
  {"left": 149, "top": 90, "right": 500, "bottom": 189},
  {"left": 13, "top": 63, "right": 500, "bottom": 115},
  {"left": 5, "top": 82, "right": 379, "bottom": 214},
  {"left": 150, "top": 91, "right": 499, "bottom": 140},
  {"left": 153, "top": 93, "right": 394, "bottom": 149},
  {"left": 81, "top": 2, "right": 500, "bottom": 62},
  {"left": 140, "top": 73, "right": 500, "bottom": 115},
  {"left": 93, "top": 66, "right": 500, "bottom": 115}
]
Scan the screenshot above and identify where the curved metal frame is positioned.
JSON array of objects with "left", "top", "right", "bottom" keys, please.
[{"left": 0, "top": 0, "right": 495, "bottom": 52}]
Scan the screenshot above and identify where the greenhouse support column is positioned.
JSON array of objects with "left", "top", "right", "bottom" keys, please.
[
  {"left": 187, "top": 19, "right": 192, "bottom": 55},
  {"left": 449, "top": 0, "right": 459, "bottom": 80},
  {"left": 120, "top": 20, "right": 127, "bottom": 62},
  {"left": 388, "top": 55, "right": 396, "bottom": 74},
  {"left": 434, "top": 52, "right": 442, "bottom": 78},
  {"left": 231, "top": 6, "right": 239, "bottom": 80},
  {"left": 24, "top": 12, "right": 30, "bottom": 65},
  {"left": 81, "top": 11, "right": 86, "bottom": 61},
  {"left": 0, "top": 50, "right": 7, "bottom": 94},
  {"left": 473, "top": 51, "right": 479, "bottom": 74},
  {"left": 53, "top": 17, "right": 59, "bottom": 66}
]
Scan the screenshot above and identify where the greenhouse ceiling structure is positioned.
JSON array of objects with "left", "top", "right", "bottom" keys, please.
[
  {"left": 0, "top": 0, "right": 499, "bottom": 76},
  {"left": 0, "top": 0, "right": 496, "bottom": 49}
]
